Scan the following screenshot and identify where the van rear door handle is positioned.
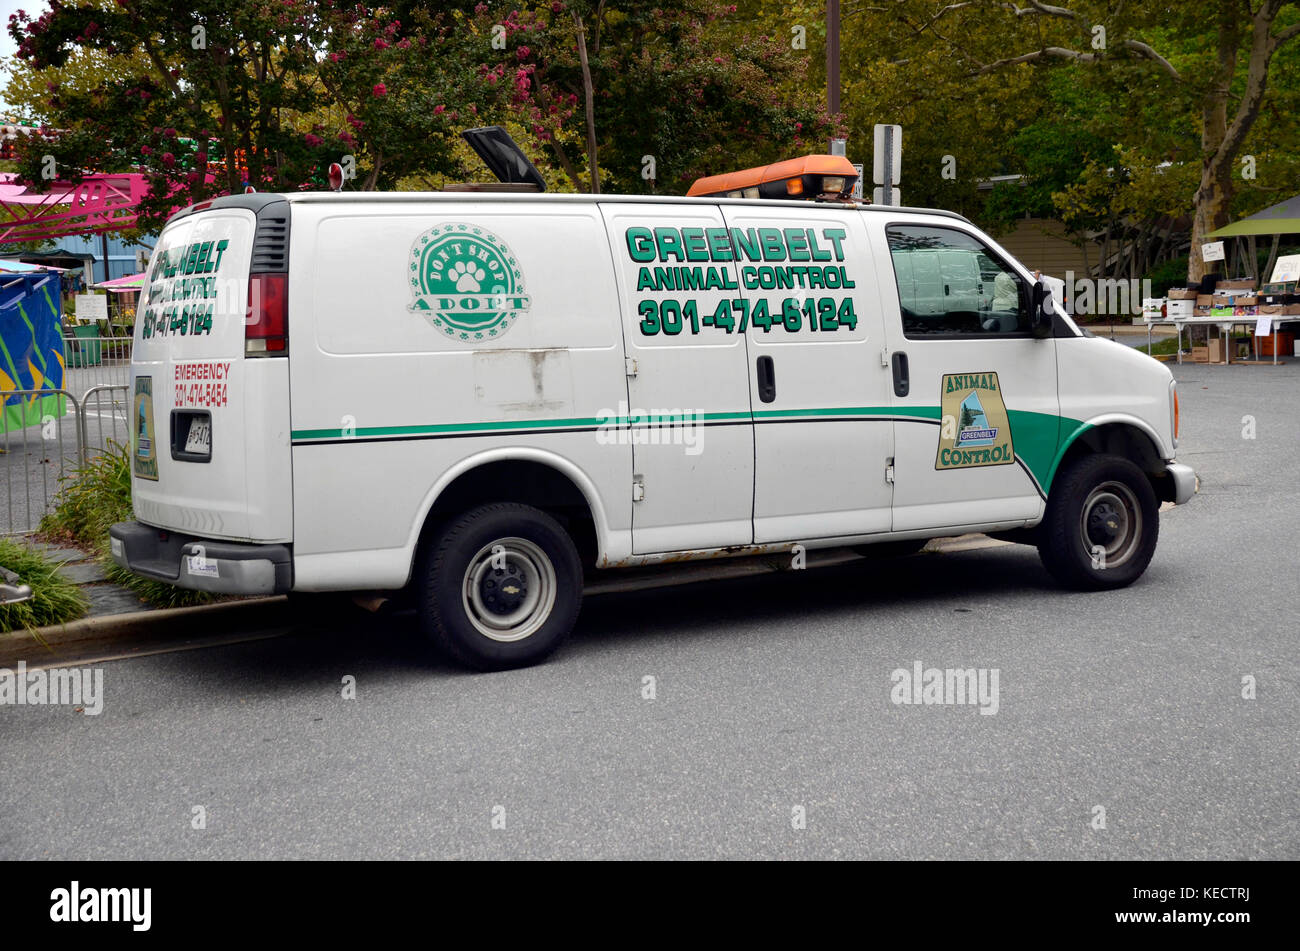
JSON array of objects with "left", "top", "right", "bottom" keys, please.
[
  {"left": 891, "top": 351, "right": 910, "bottom": 397},
  {"left": 757, "top": 355, "right": 776, "bottom": 403}
]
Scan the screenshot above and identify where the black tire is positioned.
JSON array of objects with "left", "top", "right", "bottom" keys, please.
[
  {"left": 1037, "top": 453, "right": 1159, "bottom": 590},
  {"left": 853, "top": 539, "right": 928, "bottom": 559},
  {"left": 417, "top": 503, "right": 582, "bottom": 671}
]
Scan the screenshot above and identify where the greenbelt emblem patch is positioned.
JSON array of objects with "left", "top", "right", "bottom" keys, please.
[
  {"left": 936, "top": 372, "right": 1015, "bottom": 470},
  {"left": 408, "top": 223, "right": 531, "bottom": 341}
]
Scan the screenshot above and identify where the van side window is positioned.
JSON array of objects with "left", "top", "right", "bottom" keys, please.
[{"left": 886, "top": 225, "right": 1029, "bottom": 338}]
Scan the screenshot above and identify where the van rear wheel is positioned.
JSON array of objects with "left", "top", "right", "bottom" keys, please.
[
  {"left": 1037, "top": 454, "right": 1158, "bottom": 590},
  {"left": 418, "top": 503, "right": 582, "bottom": 670}
]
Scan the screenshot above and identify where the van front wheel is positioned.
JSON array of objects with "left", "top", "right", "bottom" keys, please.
[
  {"left": 1037, "top": 454, "right": 1158, "bottom": 591},
  {"left": 418, "top": 503, "right": 582, "bottom": 670}
]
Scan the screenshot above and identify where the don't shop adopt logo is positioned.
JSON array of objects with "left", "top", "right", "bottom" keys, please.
[{"left": 408, "top": 222, "right": 531, "bottom": 341}]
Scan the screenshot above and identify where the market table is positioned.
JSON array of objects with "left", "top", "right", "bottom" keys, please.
[{"left": 1142, "top": 314, "right": 1289, "bottom": 365}]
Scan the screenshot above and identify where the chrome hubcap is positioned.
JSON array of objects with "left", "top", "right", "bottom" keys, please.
[
  {"left": 462, "top": 537, "right": 556, "bottom": 642},
  {"left": 1080, "top": 482, "right": 1142, "bottom": 569}
]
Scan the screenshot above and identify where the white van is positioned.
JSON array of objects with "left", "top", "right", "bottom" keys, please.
[{"left": 111, "top": 189, "right": 1194, "bottom": 669}]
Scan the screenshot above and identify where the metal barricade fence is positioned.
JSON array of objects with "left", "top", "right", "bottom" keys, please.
[
  {"left": 2, "top": 389, "right": 83, "bottom": 536},
  {"left": 79, "top": 384, "right": 132, "bottom": 461},
  {"left": 62, "top": 333, "right": 133, "bottom": 393},
  {"left": 2, "top": 336, "right": 135, "bottom": 535}
]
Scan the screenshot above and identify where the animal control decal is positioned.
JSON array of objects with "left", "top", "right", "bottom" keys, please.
[
  {"left": 935, "top": 372, "right": 1015, "bottom": 470},
  {"left": 408, "top": 223, "right": 531, "bottom": 341},
  {"left": 133, "top": 376, "right": 159, "bottom": 481}
]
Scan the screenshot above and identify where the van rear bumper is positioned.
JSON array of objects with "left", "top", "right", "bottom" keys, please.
[{"left": 109, "top": 522, "right": 292, "bottom": 595}]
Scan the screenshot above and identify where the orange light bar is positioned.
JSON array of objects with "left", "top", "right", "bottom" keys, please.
[{"left": 687, "top": 154, "right": 858, "bottom": 198}]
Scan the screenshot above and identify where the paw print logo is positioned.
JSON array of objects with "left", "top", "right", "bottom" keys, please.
[{"left": 449, "top": 260, "right": 486, "bottom": 292}]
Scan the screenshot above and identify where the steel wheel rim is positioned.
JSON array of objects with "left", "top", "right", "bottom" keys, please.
[
  {"left": 1080, "top": 481, "right": 1142, "bottom": 569},
  {"left": 462, "top": 537, "right": 556, "bottom": 643}
]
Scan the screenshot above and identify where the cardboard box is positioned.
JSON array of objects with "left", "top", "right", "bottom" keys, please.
[
  {"left": 1196, "top": 294, "right": 1214, "bottom": 307},
  {"left": 1235, "top": 295, "right": 1259, "bottom": 306},
  {"left": 1166, "top": 299, "right": 1194, "bottom": 320},
  {"left": 1167, "top": 287, "right": 1200, "bottom": 300},
  {"left": 1259, "top": 304, "right": 1284, "bottom": 316},
  {"left": 1209, "top": 338, "right": 1226, "bottom": 362},
  {"left": 1211, "top": 295, "right": 1235, "bottom": 306},
  {"left": 1190, "top": 346, "right": 1210, "bottom": 363},
  {"left": 1285, "top": 303, "right": 1300, "bottom": 316},
  {"left": 1194, "top": 306, "right": 1212, "bottom": 318},
  {"left": 1216, "top": 278, "right": 1255, "bottom": 291}
]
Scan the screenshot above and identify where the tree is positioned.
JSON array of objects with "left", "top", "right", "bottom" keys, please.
[
  {"left": 4, "top": 1, "right": 502, "bottom": 229},
  {"left": 459, "top": 1, "right": 838, "bottom": 193},
  {"left": 855, "top": 0, "right": 1300, "bottom": 282}
]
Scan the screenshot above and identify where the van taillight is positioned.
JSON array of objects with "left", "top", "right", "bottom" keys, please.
[{"left": 246, "top": 273, "right": 288, "bottom": 356}]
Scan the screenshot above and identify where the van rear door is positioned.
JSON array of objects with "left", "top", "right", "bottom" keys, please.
[{"left": 130, "top": 198, "right": 292, "bottom": 542}]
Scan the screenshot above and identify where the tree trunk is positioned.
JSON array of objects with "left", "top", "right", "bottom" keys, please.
[
  {"left": 1263, "top": 232, "right": 1282, "bottom": 282},
  {"left": 1188, "top": 1, "right": 1285, "bottom": 281},
  {"left": 572, "top": 12, "right": 600, "bottom": 194}
]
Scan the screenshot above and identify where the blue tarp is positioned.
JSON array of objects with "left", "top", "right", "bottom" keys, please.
[{"left": 0, "top": 273, "right": 65, "bottom": 433}]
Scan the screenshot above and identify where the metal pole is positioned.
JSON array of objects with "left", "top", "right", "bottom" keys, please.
[{"left": 827, "top": 0, "right": 841, "bottom": 150}]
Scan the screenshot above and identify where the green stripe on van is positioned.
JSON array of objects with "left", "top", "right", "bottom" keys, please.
[{"left": 292, "top": 405, "right": 1083, "bottom": 491}]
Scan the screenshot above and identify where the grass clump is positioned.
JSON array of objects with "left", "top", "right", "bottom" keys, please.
[
  {"left": 39, "top": 443, "right": 217, "bottom": 610},
  {"left": 0, "top": 537, "right": 89, "bottom": 633}
]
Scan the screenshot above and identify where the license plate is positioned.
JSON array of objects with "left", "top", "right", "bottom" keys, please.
[{"left": 185, "top": 418, "right": 211, "bottom": 454}]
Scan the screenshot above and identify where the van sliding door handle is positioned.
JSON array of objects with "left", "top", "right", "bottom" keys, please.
[
  {"left": 891, "top": 351, "right": 910, "bottom": 397},
  {"left": 757, "top": 355, "right": 776, "bottom": 403}
]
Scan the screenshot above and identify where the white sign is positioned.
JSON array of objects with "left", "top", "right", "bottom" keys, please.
[
  {"left": 1255, "top": 317, "right": 1273, "bottom": 337},
  {"left": 1269, "top": 253, "right": 1300, "bottom": 284},
  {"left": 873, "top": 186, "right": 901, "bottom": 207},
  {"left": 1201, "top": 241, "right": 1225, "bottom": 263},
  {"left": 851, "top": 163, "right": 864, "bottom": 201},
  {"left": 74, "top": 294, "right": 108, "bottom": 321},
  {"left": 873, "top": 124, "right": 902, "bottom": 186}
]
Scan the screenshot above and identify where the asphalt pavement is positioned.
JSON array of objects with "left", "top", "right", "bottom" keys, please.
[{"left": 1, "top": 362, "right": 1296, "bottom": 859}]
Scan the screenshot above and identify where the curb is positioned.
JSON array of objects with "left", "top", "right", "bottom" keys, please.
[
  {"left": 2, "top": 536, "right": 1007, "bottom": 667},
  {"left": 0, "top": 597, "right": 288, "bottom": 668}
]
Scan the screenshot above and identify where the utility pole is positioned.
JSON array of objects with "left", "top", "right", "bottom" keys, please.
[{"left": 827, "top": 0, "right": 841, "bottom": 154}]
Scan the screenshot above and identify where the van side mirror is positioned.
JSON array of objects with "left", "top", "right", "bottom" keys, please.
[{"left": 1030, "top": 281, "right": 1054, "bottom": 339}]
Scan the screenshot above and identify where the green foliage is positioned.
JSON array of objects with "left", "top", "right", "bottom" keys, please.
[
  {"left": 38, "top": 439, "right": 131, "bottom": 550},
  {"left": 1143, "top": 256, "right": 1194, "bottom": 298},
  {"left": 0, "top": 538, "right": 89, "bottom": 633},
  {"left": 1134, "top": 336, "right": 1181, "bottom": 356},
  {"left": 39, "top": 443, "right": 216, "bottom": 609},
  {"left": 4, "top": 0, "right": 831, "bottom": 211}
]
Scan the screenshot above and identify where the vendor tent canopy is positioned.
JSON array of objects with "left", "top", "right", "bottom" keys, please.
[
  {"left": 0, "top": 259, "right": 63, "bottom": 273},
  {"left": 94, "top": 271, "right": 144, "bottom": 292},
  {"left": 1207, "top": 193, "right": 1300, "bottom": 238}
]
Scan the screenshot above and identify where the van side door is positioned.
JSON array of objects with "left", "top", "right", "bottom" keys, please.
[
  {"left": 600, "top": 204, "right": 755, "bottom": 554},
  {"left": 717, "top": 205, "right": 893, "bottom": 542},
  {"left": 866, "top": 217, "right": 1060, "bottom": 532}
]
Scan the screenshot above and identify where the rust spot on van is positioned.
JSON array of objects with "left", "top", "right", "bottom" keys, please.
[{"left": 600, "top": 543, "right": 789, "bottom": 569}]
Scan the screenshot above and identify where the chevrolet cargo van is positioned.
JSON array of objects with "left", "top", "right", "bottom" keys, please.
[{"left": 111, "top": 191, "right": 1195, "bottom": 669}]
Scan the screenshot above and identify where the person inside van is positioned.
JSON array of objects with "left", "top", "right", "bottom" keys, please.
[{"left": 983, "top": 270, "right": 1021, "bottom": 333}]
